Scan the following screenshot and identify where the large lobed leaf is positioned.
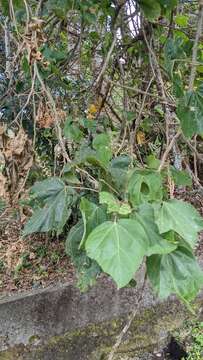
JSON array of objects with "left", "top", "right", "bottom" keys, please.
[
  {"left": 30, "top": 177, "right": 65, "bottom": 201},
  {"left": 154, "top": 199, "right": 203, "bottom": 248},
  {"left": 23, "top": 178, "right": 77, "bottom": 236},
  {"left": 138, "top": 0, "right": 161, "bottom": 21},
  {"left": 65, "top": 220, "right": 100, "bottom": 292},
  {"left": 147, "top": 246, "right": 203, "bottom": 301},
  {"left": 86, "top": 219, "right": 147, "bottom": 288},
  {"left": 79, "top": 198, "right": 107, "bottom": 248},
  {"left": 128, "top": 169, "right": 163, "bottom": 206},
  {"left": 176, "top": 90, "right": 203, "bottom": 138},
  {"left": 85, "top": 215, "right": 176, "bottom": 289},
  {"left": 108, "top": 155, "right": 131, "bottom": 190},
  {"left": 136, "top": 204, "right": 177, "bottom": 256}
]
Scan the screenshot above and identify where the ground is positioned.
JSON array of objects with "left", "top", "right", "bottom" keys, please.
[{"left": 0, "top": 206, "right": 75, "bottom": 298}]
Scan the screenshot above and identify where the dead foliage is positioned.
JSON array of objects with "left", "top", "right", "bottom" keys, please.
[
  {"left": 0, "top": 209, "right": 74, "bottom": 296},
  {"left": 36, "top": 100, "right": 66, "bottom": 128},
  {"left": 0, "top": 125, "right": 33, "bottom": 200}
]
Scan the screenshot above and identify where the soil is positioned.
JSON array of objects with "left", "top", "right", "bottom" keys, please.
[{"left": 0, "top": 207, "right": 75, "bottom": 298}]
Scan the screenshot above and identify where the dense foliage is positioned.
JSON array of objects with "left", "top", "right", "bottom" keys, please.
[{"left": 1, "top": 0, "right": 203, "bottom": 304}]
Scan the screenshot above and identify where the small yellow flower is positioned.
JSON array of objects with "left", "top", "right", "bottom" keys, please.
[
  {"left": 136, "top": 131, "right": 145, "bottom": 145},
  {"left": 88, "top": 104, "right": 98, "bottom": 114}
]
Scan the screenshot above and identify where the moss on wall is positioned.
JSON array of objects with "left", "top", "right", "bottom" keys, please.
[{"left": 0, "top": 299, "right": 195, "bottom": 360}]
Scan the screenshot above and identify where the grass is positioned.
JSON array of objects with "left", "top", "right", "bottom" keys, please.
[{"left": 173, "top": 319, "right": 203, "bottom": 360}]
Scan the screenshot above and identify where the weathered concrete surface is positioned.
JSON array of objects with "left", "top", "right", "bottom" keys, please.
[
  {"left": 0, "top": 270, "right": 201, "bottom": 360},
  {"left": 0, "top": 300, "right": 191, "bottom": 360},
  {"left": 0, "top": 275, "right": 156, "bottom": 349}
]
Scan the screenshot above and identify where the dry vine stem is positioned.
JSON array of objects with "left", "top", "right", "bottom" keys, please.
[
  {"left": 143, "top": 29, "right": 182, "bottom": 171},
  {"left": 107, "top": 274, "right": 146, "bottom": 360},
  {"left": 158, "top": 130, "right": 182, "bottom": 172},
  {"left": 189, "top": 0, "right": 203, "bottom": 92},
  {"left": 34, "top": 62, "right": 71, "bottom": 163}
]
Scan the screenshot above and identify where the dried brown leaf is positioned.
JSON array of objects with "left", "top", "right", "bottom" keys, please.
[{"left": 0, "top": 173, "right": 6, "bottom": 198}]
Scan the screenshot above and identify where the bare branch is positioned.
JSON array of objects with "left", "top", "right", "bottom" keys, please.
[{"left": 189, "top": 2, "right": 203, "bottom": 92}]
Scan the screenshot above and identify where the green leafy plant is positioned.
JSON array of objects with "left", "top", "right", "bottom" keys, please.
[{"left": 23, "top": 142, "right": 203, "bottom": 303}]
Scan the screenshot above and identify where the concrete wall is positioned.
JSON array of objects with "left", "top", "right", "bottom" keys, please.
[{"left": 0, "top": 273, "right": 201, "bottom": 359}]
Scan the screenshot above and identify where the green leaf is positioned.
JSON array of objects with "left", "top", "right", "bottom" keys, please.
[
  {"left": 23, "top": 192, "right": 71, "bottom": 236},
  {"left": 147, "top": 246, "right": 203, "bottom": 301},
  {"left": 99, "top": 191, "right": 120, "bottom": 213},
  {"left": 21, "top": 56, "right": 30, "bottom": 75},
  {"left": 0, "top": 0, "right": 23, "bottom": 14},
  {"left": 92, "top": 134, "right": 112, "bottom": 167},
  {"left": 64, "top": 118, "right": 83, "bottom": 142},
  {"left": 109, "top": 156, "right": 131, "bottom": 190},
  {"left": 23, "top": 178, "right": 76, "bottom": 236},
  {"left": 30, "top": 177, "right": 65, "bottom": 201},
  {"left": 172, "top": 73, "right": 184, "bottom": 98},
  {"left": 0, "top": 0, "right": 9, "bottom": 15},
  {"left": 154, "top": 199, "right": 203, "bottom": 248},
  {"left": 65, "top": 220, "right": 85, "bottom": 268},
  {"left": 119, "top": 203, "right": 132, "bottom": 215},
  {"left": 76, "top": 143, "right": 111, "bottom": 169},
  {"left": 63, "top": 171, "right": 80, "bottom": 184},
  {"left": 96, "top": 146, "right": 112, "bottom": 167},
  {"left": 158, "top": 0, "right": 177, "bottom": 10},
  {"left": 136, "top": 204, "right": 177, "bottom": 256},
  {"left": 99, "top": 191, "right": 131, "bottom": 215},
  {"left": 79, "top": 198, "right": 107, "bottom": 248},
  {"left": 93, "top": 133, "right": 110, "bottom": 150},
  {"left": 176, "top": 103, "right": 197, "bottom": 138},
  {"left": 177, "top": 92, "right": 203, "bottom": 138},
  {"left": 138, "top": 0, "right": 161, "bottom": 21},
  {"left": 128, "top": 169, "right": 163, "bottom": 206},
  {"left": 175, "top": 15, "right": 189, "bottom": 27},
  {"left": 46, "top": 0, "right": 74, "bottom": 18},
  {"left": 43, "top": 45, "right": 66, "bottom": 62},
  {"left": 170, "top": 168, "right": 192, "bottom": 186},
  {"left": 63, "top": 165, "right": 80, "bottom": 184},
  {"left": 164, "top": 37, "right": 185, "bottom": 61},
  {"left": 85, "top": 219, "right": 147, "bottom": 288},
  {"left": 146, "top": 155, "right": 160, "bottom": 170},
  {"left": 76, "top": 261, "right": 100, "bottom": 292},
  {"left": 66, "top": 221, "right": 100, "bottom": 292}
]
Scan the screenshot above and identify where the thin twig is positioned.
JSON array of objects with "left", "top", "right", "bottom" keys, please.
[
  {"left": 184, "top": 160, "right": 203, "bottom": 190},
  {"left": 158, "top": 130, "right": 182, "bottom": 172},
  {"left": 9, "top": 0, "right": 19, "bottom": 36},
  {"left": 143, "top": 28, "right": 182, "bottom": 170},
  {"left": 189, "top": 2, "right": 203, "bottom": 92},
  {"left": 11, "top": 67, "right": 36, "bottom": 125},
  {"left": 181, "top": 134, "right": 203, "bottom": 161},
  {"left": 94, "top": 33, "right": 117, "bottom": 89},
  {"left": 108, "top": 80, "right": 174, "bottom": 105},
  {"left": 34, "top": 62, "right": 71, "bottom": 163},
  {"left": 130, "top": 76, "right": 154, "bottom": 148},
  {"left": 71, "top": 186, "right": 99, "bottom": 193},
  {"left": 4, "top": 17, "right": 12, "bottom": 78},
  {"left": 193, "top": 135, "right": 198, "bottom": 180},
  {"left": 23, "top": 0, "right": 30, "bottom": 33},
  {"left": 107, "top": 272, "right": 147, "bottom": 360},
  {"left": 36, "top": 0, "right": 45, "bottom": 16}
]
